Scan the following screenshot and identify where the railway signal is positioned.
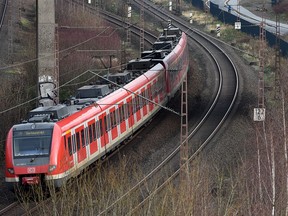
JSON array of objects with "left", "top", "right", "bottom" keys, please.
[
  {"left": 235, "top": 21, "right": 241, "bottom": 30},
  {"left": 216, "top": 24, "right": 221, "bottom": 37},
  {"left": 253, "top": 108, "right": 266, "bottom": 121},
  {"left": 190, "top": 12, "right": 193, "bottom": 24},
  {"left": 235, "top": 0, "right": 241, "bottom": 30}
]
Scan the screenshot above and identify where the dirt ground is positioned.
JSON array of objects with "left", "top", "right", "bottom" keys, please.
[{"left": 240, "top": 0, "right": 288, "bottom": 21}]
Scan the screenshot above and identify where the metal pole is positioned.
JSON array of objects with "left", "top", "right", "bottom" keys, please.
[
  {"left": 258, "top": 19, "right": 266, "bottom": 108},
  {"left": 180, "top": 75, "right": 189, "bottom": 183},
  {"left": 274, "top": 12, "right": 281, "bottom": 99},
  {"left": 140, "top": 0, "right": 144, "bottom": 54}
]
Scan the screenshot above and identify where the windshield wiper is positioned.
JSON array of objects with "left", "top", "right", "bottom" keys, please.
[{"left": 30, "top": 147, "right": 45, "bottom": 163}]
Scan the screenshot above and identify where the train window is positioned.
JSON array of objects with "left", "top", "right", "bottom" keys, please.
[
  {"left": 72, "top": 134, "right": 76, "bottom": 153},
  {"left": 85, "top": 127, "right": 89, "bottom": 145},
  {"left": 113, "top": 110, "right": 117, "bottom": 127},
  {"left": 105, "top": 115, "right": 111, "bottom": 131},
  {"left": 141, "top": 91, "right": 145, "bottom": 106},
  {"left": 127, "top": 103, "right": 130, "bottom": 117},
  {"left": 113, "top": 111, "right": 116, "bottom": 127},
  {"left": 125, "top": 103, "right": 129, "bottom": 118},
  {"left": 120, "top": 105, "right": 125, "bottom": 122},
  {"left": 137, "top": 95, "right": 141, "bottom": 110},
  {"left": 81, "top": 130, "right": 85, "bottom": 148},
  {"left": 131, "top": 101, "right": 134, "bottom": 115},
  {"left": 95, "top": 120, "right": 100, "bottom": 138},
  {"left": 64, "top": 135, "right": 67, "bottom": 150},
  {"left": 122, "top": 104, "right": 126, "bottom": 120},
  {"left": 135, "top": 96, "right": 138, "bottom": 111},
  {"left": 145, "top": 91, "right": 148, "bottom": 104},
  {"left": 89, "top": 124, "right": 93, "bottom": 143},
  {"left": 152, "top": 83, "right": 156, "bottom": 98},
  {"left": 115, "top": 108, "right": 120, "bottom": 125},
  {"left": 103, "top": 116, "right": 106, "bottom": 132},
  {"left": 68, "top": 136, "right": 72, "bottom": 156},
  {"left": 148, "top": 87, "right": 152, "bottom": 102},
  {"left": 118, "top": 106, "right": 122, "bottom": 122},
  {"left": 92, "top": 122, "right": 96, "bottom": 141},
  {"left": 128, "top": 101, "right": 132, "bottom": 117},
  {"left": 110, "top": 111, "right": 116, "bottom": 129},
  {"left": 139, "top": 94, "right": 143, "bottom": 109},
  {"left": 76, "top": 132, "right": 80, "bottom": 151},
  {"left": 99, "top": 119, "right": 104, "bottom": 136},
  {"left": 143, "top": 91, "right": 145, "bottom": 105}
]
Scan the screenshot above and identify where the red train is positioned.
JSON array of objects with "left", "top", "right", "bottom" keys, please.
[{"left": 5, "top": 27, "right": 189, "bottom": 189}]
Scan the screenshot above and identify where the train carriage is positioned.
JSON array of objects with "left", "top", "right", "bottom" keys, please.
[{"left": 5, "top": 28, "right": 189, "bottom": 189}]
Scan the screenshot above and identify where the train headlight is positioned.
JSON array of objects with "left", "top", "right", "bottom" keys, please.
[
  {"left": 7, "top": 168, "right": 14, "bottom": 174},
  {"left": 48, "top": 165, "right": 57, "bottom": 172}
]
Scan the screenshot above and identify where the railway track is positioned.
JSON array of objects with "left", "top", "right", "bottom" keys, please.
[
  {"left": 65, "top": 0, "right": 239, "bottom": 215},
  {"left": 0, "top": 201, "right": 30, "bottom": 216},
  {"left": 97, "top": 0, "right": 239, "bottom": 214},
  {"left": 0, "top": 0, "right": 239, "bottom": 214},
  {"left": 0, "top": 0, "right": 7, "bottom": 31},
  {"left": 0, "top": 2, "right": 162, "bottom": 215}
]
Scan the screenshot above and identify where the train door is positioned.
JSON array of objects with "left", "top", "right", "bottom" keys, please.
[
  {"left": 119, "top": 102, "right": 126, "bottom": 134},
  {"left": 84, "top": 125, "right": 90, "bottom": 160},
  {"left": 127, "top": 96, "right": 134, "bottom": 128},
  {"left": 99, "top": 113, "right": 109, "bottom": 153},
  {"left": 159, "top": 73, "right": 166, "bottom": 103},
  {"left": 135, "top": 93, "right": 142, "bottom": 122},
  {"left": 75, "top": 126, "right": 87, "bottom": 164},
  {"left": 148, "top": 84, "right": 154, "bottom": 112},
  {"left": 154, "top": 79, "right": 159, "bottom": 104},
  {"left": 71, "top": 133, "right": 78, "bottom": 168},
  {"left": 141, "top": 88, "right": 148, "bottom": 117},
  {"left": 88, "top": 119, "right": 98, "bottom": 155},
  {"left": 63, "top": 132, "right": 74, "bottom": 170}
]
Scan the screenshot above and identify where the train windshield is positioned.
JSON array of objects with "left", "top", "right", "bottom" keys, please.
[{"left": 13, "top": 129, "right": 53, "bottom": 157}]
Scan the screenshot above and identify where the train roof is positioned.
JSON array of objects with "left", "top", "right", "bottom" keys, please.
[
  {"left": 27, "top": 104, "right": 79, "bottom": 123},
  {"left": 15, "top": 28, "right": 184, "bottom": 127}
]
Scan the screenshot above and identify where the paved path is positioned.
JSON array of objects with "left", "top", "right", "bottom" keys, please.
[{"left": 210, "top": 0, "right": 288, "bottom": 35}]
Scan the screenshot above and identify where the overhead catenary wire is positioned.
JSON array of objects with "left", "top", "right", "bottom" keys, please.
[
  {"left": 1, "top": 0, "right": 264, "bottom": 115},
  {"left": 0, "top": 24, "right": 183, "bottom": 115},
  {"left": 0, "top": 69, "right": 95, "bottom": 114},
  {"left": 0, "top": 26, "right": 118, "bottom": 71},
  {"left": 88, "top": 70, "right": 181, "bottom": 116}
]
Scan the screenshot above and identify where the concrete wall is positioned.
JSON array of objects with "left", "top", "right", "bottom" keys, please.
[{"left": 37, "top": 0, "right": 58, "bottom": 106}]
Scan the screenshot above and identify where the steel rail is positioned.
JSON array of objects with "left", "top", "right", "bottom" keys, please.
[
  {"left": 18, "top": 1, "right": 239, "bottom": 215},
  {"left": 126, "top": 0, "right": 239, "bottom": 213},
  {"left": 0, "top": 0, "right": 8, "bottom": 31},
  {"left": 93, "top": 5, "right": 237, "bottom": 216},
  {"left": 96, "top": 0, "right": 239, "bottom": 215},
  {"left": 65, "top": 0, "right": 239, "bottom": 215},
  {"left": 0, "top": 201, "right": 21, "bottom": 216}
]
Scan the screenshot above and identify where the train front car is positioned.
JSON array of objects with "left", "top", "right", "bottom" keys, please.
[
  {"left": 4, "top": 27, "right": 189, "bottom": 191},
  {"left": 161, "top": 28, "right": 189, "bottom": 98},
  {"left": 5, "top": 105, "right": 65, "bottom": 191}
]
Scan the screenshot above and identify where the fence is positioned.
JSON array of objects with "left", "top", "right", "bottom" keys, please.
[{"left": 191, "top": 0, "right": 288, "bottom": 56}]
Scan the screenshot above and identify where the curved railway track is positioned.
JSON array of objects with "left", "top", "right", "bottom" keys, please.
[
  {"left": 67, "top": 0, "right": 239, "bottom": 215},
  {"left": 1, "top": 0, "right": 239, "bottom": 214},
  {"left": 0, "top": 0, "right": 7, "bottom": 31},
  {"left": 97, "top": 1, "right": 239, "bottom": 214},
  {"left": 0, "top": 2, "right": 162, "bottom": 216}
]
